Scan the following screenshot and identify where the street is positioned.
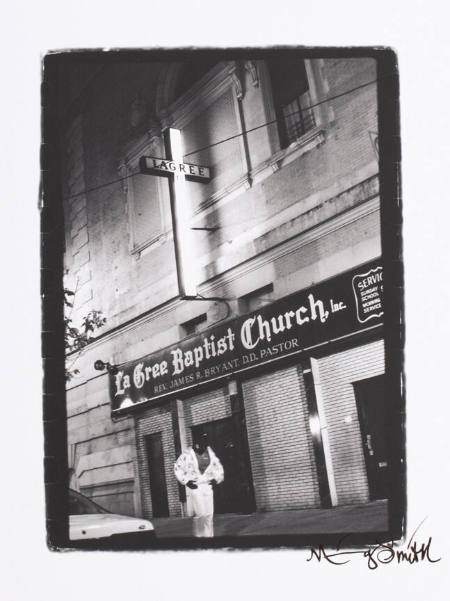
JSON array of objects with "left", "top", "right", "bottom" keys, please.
[{"left": 151, "top": 499, "right": 389, "bottom": 540}]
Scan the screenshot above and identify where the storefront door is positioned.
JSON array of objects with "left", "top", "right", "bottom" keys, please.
[
  {"left": 353, "top": 375, "right": 389, "bottom": 500},
  {"left": 145, "top": 432, "right": 170, "bottom": 517},
  {"left": 192, "top": 417, "right": 255, "bottom": 514}
]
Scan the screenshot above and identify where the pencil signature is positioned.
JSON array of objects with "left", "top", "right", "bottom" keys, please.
[{"left": 306, "top": 519, "right": 441, "bottom": 569}]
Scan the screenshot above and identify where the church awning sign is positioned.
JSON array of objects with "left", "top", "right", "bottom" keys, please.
[
  {"left": 110, "top": 259, "right": 384, "bottom": 413},
  {"left": 140, "top": 156, "right": 211, "bottom": 182}
]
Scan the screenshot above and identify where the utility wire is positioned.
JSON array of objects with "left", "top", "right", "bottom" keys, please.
[
  {"left": 64, "top": 173, "right": 141, "bottom": 202},
  {"left": 62, "top": 76, "right": 379, "bottom": 202},
  {"left": 183, "top": 77, "right": 378, "bottom": 158}
]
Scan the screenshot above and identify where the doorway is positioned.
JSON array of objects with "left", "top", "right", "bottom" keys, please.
[
  {"left": 191, "top": 416, "right": 255, "bottom": 514},
  {"left": 144, "top": 432, "right": 170, "bottom": 517},
  {"left": 353, "top": 375, "right": 389, "bottom": 500}
]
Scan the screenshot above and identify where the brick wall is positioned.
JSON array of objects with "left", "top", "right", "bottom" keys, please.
[
  {"left": 274, "top": 208, "right": 380, "bottom": 287},
  {"left": 242, "top": 365, "right": 320, "bottom": 511},
  {"left": 135, "top": 405, "right": 180, "bottom": 518},
  {"left": 314, "top": 339, "right": 385, "bottom": 505}
]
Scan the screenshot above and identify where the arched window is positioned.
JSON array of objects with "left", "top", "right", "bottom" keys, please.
[{"left": 173, "top": 58, "right": 219, "bottom": 99}]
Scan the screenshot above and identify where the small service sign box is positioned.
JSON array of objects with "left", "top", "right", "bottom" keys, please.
[
  {"left": 140, "top": 156, "right": 211, "bottom": 182},
  {"left": 352, "top": 266, "right": 383, "bottom": 323}
]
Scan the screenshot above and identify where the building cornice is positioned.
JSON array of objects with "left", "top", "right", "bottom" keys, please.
[
  {"left": 201, "top": 193, "right": 380, "bottom": 296},
  {"left": 196, "top": 172, "right": 379, "bottom": 277}
]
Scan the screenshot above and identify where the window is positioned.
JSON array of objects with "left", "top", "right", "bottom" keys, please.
[
  {"left": 173, "top": 58, "right": 219, "bottom": 99},
  {"left": 181, "top": 312, "right": 207, "bottom": 336},
  {"left": 121, "top": 134, "right": 172, "bottom": 255},
  {"left": 238, "top": 283, "right": 274, "bottom": 314},
  {"left": 129, "top": 173, "right": 165, "bottom": 250},
  {"left": 162, "top": 60, "right": 246, "bottom": 210},
  {"left": 267, "top": 58, "right": 315, "bottom": 148}
]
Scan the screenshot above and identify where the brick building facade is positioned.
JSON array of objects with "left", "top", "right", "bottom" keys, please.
[{"left": 61, "top": 52, "right": 388, "bottom": 520}]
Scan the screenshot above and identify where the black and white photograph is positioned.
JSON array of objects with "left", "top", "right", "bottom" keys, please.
[
  {"left": 3, "top": 0, "right": 450, "bottom": 599},
  {"left": 42, "top": 47, "right": 403, "bottom": 550}
]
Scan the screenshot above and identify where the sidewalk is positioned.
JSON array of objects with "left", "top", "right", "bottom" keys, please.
[{"left": 151, "top": 499, "right": 389, "bottom": 539}]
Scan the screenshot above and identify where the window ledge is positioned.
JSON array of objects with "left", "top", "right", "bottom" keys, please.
[
  {"left": 131, "top": 229, "right": 172, "bottom": 259},
  {"left": 194, "top": 174, "right": 252, "bottom": 216},
  {"left": 254, "top": 127, "right": 326, "bottom": 182},
  {"left": 190, "top": 128, "right": 325, "bottom": 220}
]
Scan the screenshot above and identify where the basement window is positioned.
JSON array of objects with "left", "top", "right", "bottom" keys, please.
[
  {"left": 238, "top": 283, "right": 274, "bottom": 314},
  {"left": 181, "top": 313, "right": 208, "bottom": 336}
]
